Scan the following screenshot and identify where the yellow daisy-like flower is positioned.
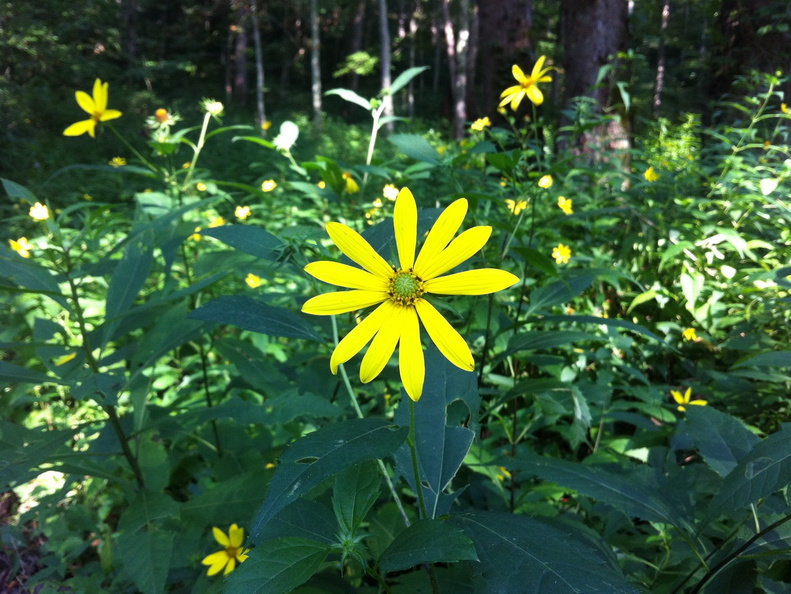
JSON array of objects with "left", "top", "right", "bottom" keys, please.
[
  {"left": 343, "top": 172, "right": 360, "bottom": 194},
  {"left": 505, "top": 199, "right": 527, "bottom": 215},
  {"left": 538, "top": 175, "right": 553, "bottom": 189},
  {"left": 670, "top": 387, "right": 707, "bottom": 412},
  {"left": 470, "top": 117, "right": 492, "bottom": 132},
  {"left": 9, "top": 237, "right": 33, "bottom": 258},
  {"left": 557, "top": 196, "right": 573, "bottom": 215},
  {"left": 63, "top": 79, "right": 123, "bottom": 138},
  {"left": 109, "top": 157, "right": 127, "bottom": 167},
  {"left": 644, "top": 167, "right": 660, "bottom": 182},
  {"left": 682, "top": 328, "right": 698, "bottom": 341},
  {"left": 235, "top": 205, "right": 251, "bottom": 220},
  {"left": 552, "top": 243, "right": 571, "bottom": 264},
  {"left": 302, "top": 187, "right": 519, "bottom": 401},
  {"left": 383, "top": 184, "right": 399, "bottom": 201},
  {"left": 261, "top": 179, "right": 277, "bottom": 192},
  {"left": 29, "top": 202, "right": 50, "bottom": 221},
  {"left": 245, "top": 273, "right": 262, "bottom": 288},
  {"left": 499, "top": 56, "right": 554, "bottom": 110},
  {"left": 201, "top": 524, "right": 250, "bottom": 577}
]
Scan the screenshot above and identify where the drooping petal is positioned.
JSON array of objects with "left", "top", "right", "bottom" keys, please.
[
  {"left": 223, "top": 557, "right": 236, "bottom": 575},
  {"left": 414, "top": 198, "right": 467, "bottom": 278},
  {"left": 75, "top": 91, "right": 95, "bottom": 115},
  {"left": 99, "top": 109, "right": 123, "bottom": 122},
  {"left": 526, "top": 85, "right": 544, "bottom": 106},
  {"left": 511, "top": 64, "right": 527, "bottom": 84},
  {"left": 330, "top": 301, "right": 391, "bottom": 373},
  {"left": 531, "top": 56, "right": 547, "bottom": 79},
  {"left": 326, "top": 222, "right": 394, "bottom": 279},
  {"left": 202, "top": 551, "right": 230, "bottom": 576},
  {"left": 237, "top": 549, "right": 250, "bottom": 563},
  {"left": 418, "top": 226, "right": 492, "bottom": 280},
  {"left": 393, "top": 187, "right": 417, "bottom": 269},
  {"left": 63, "top": 119, "right": 96, "bottom": 137},
  {"left": 499, "top": 85, "right": 522, "bottom": 101},
  {"left": 228, "top": 524, "right": 244, "bottom": 548},
  {"left": 399, "top": 307, "right": 424, "bottom": 401},
  {"left": 360, "top": 304, "right": 402, "bottom": 383},
  {"left": 689, "top": 399, "right": 708, "bottom": 406},
  {"left": 424, "top": 269, "right": 519, "bottom": 295},
  {"left": 414, "top": 299, "right": 474, "bottom": 371},
  {"left": 93, "top": 79, "right": 108, "bottom": 113},
  {"left": 509, "top": 90, "right": 526, "bottom": 111},
  {"left": 302, "top": 290, "right": 387, "bottom": 315},
  {"left": 305, "top": 261, "right": 388, "bottom": 291},
  {"left": 212, "top": 527, "right": 230, "bottom": 547}
]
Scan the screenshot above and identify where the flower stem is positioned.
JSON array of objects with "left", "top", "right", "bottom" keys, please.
[
  {"left": 107, "top": 124, "right": 157, "bottom": 172},
  {"left": 407, "top": 400, "right": 429, "bottom": 520},
  {"left": 182, "top": 112, "right": 213, "bottom": 190}
]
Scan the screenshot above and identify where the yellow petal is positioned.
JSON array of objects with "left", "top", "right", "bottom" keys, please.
[
  {"left": 399, "top": 307, "right": 424, "bottom": 401},
  {"left": 394, "top": 188, "right": 417, "bottom": 269},
  {"left": 100, "top": 109, "right": 123, "bottom": 122},
  {"left": 360, "top": 304, "right": 402, "bottom": 383},
  {"left": 223, "top": 557, "right": 236, "bottom": 575},
  {"left": 330, "top": 301, "right": 391, "bottom": 373},
  {"left": 302, "top": 290, "right": 387, "bottom": 315},
  {"left": 202, "top": 551, "right": 229, "bottom": 576},
  {"left": 526, "top": 85, "right": 544, "bottom": 106},
  {"left": 414, "top": 299, "right": 474, "bottom": 371},
  {"left": 531, "top": 56, "right": 547, "bottom": 79},
  {"left": 499, "top": 85, "right": 522, "bottom": 101},
  {"left": 212, "top": 527, "right": 230, "bottom": 547},
  {"left": 93, "top": 79, "right": 108, "bottom": 113},
  {"left": 75, "top": 90, "right": 95, "bottom": 114},
  {"left": 237, "top": 550, "right": 250, "bottom": 563},
  {"left": 326, "top": 222, "right": 393, "bottom": 279},
  {"left": 418, "top": 226, "right": 492, "bottom": 280},
  {"left": 510, "top": 90, "right": 526, "bottom": 111},
  {"left": 305, "top": 261, "right": 388, "bottom": 291},
  {"left": 424, "top": 269, "right": 519, "bottom": 295},
  {"left": 690, "top": 399, "right": 708, "bottom": 406},
  {"left": 414, "top": 198, "right": 467, "bottom": 277},
  {"left": 670, "top": 390, "right": 684, "bottom": 404},
  {"left": 228, "top": 524, "right": 244, "bottom": 548},
  {"left": 64, "top": 119, "right": 96, "bottom": 137},
  {"left": 511, "top": 64, "right": 527, "bottom": 84}
]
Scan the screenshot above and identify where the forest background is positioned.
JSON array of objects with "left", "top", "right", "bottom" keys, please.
[{"left": 2, "top": 0, "right": 791, "bottom": 593}]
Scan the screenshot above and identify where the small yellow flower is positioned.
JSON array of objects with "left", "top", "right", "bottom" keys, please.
[
  {"left": 155, "top": 108, "right": 169, "bottom": 123},
  {"left": 83, "top": 193, "right": 94, "bottom": 201},
  {"left": 372, "top": 198, "right": 383, "bottom": 209},
  {"left": 109, "top": 156, "right": 127, "bottom": 167},
  {"left": 782, "top": 103, "right": 789, "bottom": 114},
  {"left": 342, "top": 172, "right": 360, "bottom": 194},
  {"left": 9, "top": 237, "right": 33, "bottom": 258},
  {"left": 383, "top": 184, "right": 399, "bottom": 201},
  {"left": 495, "top": 466, "right": 512, "bottom": 482},
  {"left": 201, "top": 524, "right": 250, "bottom": 577},
  {"left": 189, "top": 227, "right": 203, "bottom": 241},
  {"left": 497, "top": 106, "right": 507, "bottom": 115},
  {"left": 505, "top": 199, "right": 528, "bottom": 215},
  {"left": 54, "top": 353, "right": 77, "bottom": 366},
  {"left": 245, "top": 273, "right": 262, "bottom": 288},
  {"left": 196, "top": 182, "right": 208, "bottom": 192},
  {"left": 235, "top": 205, "right": 251, "bottom": 220},
  {"left": 470, "top": 117, "right": 492, "bottom": 132},
  {"left": 182, "top": 162, "right": 191, "bottom": 169},
  {"left": 261, "top": 179, "right": 277, "bottom": 192},
  {"left": 670, "top": 387, "right": 708, "bottom": 412},
  {"left": 209, "top": 216, "right": 226, "bottom": 228},
  {"left": 63, "top": 78, "right": 123, "bottom": 138},
  {"left": 557, "top": 196, "right": 573, "bottom": 215},
  {"left": 538, "top": 175, "right": 553, "bottom": 189},
  {"left": 552, "top": 243, "right": 571, "bottom": 264},
  {"left": 261, "top": 120, "right": 272, "bottom": 130},
  {"left": 29, "top": 202, "right": 50, "bottom": 221},
  {"left": 317, "top": 180, "right": 326, "bottom": 189},
  {"left": 499, "top": 56, "right": 554, "bottom": 110},
  {"left": 644, "top": 167, "right": 660, "bottom": 182},
  {"left": 682, "top": 328, "right": 698, "bottom": 341}
]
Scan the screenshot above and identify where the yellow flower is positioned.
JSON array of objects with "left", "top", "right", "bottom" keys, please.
[
  {"left": 552, "top": 243, "right": 571, "bottom": 264},
  {"left": 189, "top": 227, "right": 203, "bottom": 241},
  {"left": 182, "top": 162, "right": 191, "bottom": 169},
  {"left": 670, "top": 387, "right": 707, "bottom": 412},
  {"left": 317, "top": 180, "right": 326, "bottom": 189},
  {"left": 155, "top": 108, "right": 169, "bottom": 123},
  {"left": 383, "top": 184, "right": 399, "bottom": 201},
  {"left": 682, "top": 328, "right": 698, "bottom": 341},
  {"left": 83, "top": 193, "right": 94, "bottom": 201},
  {"left": 245, "top": 273, "right": 262, "bottom": 288},
  {"left": 557, "top": 196, "right": 573, "bottom": 215},
  {"left": 644, "top": 167, "right": 660, "bottom": 182},
  {"left": 9, "top": 237, "right": 33, "bottom": 258},
  {"left": 505, "top": 199, "right": 527, "bottom": 215},
  {"left": 782, "top": 103, "right": 789, "bottom": 114},
  {"left": 302, "top": 188, "right": 519, "bottom": 401},
  {"left": 109, "top": 157, "right": 127, "bottom": 167},
  {"left": 261, "top": 120, "right": 273, "bottom": 130},
  {"left": 343, "top": 172, "right": 360, "bottom": 194},
  {"left": 201, "top": 524, "right": 250, "bottom": 577},
  {"left": 63, "top": 79, "right": 123, "bottom": 138},
  {"left": 538, "top": 175, "right": 553, "bottom": 189},
  {"left": 372, "top": 198, "right": 383, "bottom": 209},
  {"left": 470, "top": 117, "right": 492, "bottom": 132},
  {"left": 261, "top": 179, "right": 277, "bottom": 192},
  {"left": 497, "top": 106, "right": 507, "bottom": 115},
  {"left": 29, "top": 202, "right": 50, "bottom": 221},
  {"left": 209, "top": 216, "right": 226, "bottom": 228},
  {"left": 499, "top": 56, "right": 554, "bottom": 110},
  {"left": 196, "top": 182, "right": 208, "bottom": 192},
  {"left": 235, "top": 205, "right": 251, "bottom": 220}
]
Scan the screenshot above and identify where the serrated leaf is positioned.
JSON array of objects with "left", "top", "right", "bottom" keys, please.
[
  {"left": 251, "top": 418, "right": 407, "bottom": 540},
  {"left": 684, "top": 406, "right": 759, "bottom": 476},
  {"left": 258, "top": 498, "right": 338, "bottom": 545},
  {"left": 200, "top": 224, "right": 283, "bottom": 261},
  {"left": 189, "top": 295, "right": 320, "bottom": 341},
  {"left": 379, "top": 518, "right": 477, "bottom": 572},
  {"left": 333, "top": 461, "right": 381, "bottom": 534},
  {"left": 117, "top": 529, "right": 174, "bottom": 594}
]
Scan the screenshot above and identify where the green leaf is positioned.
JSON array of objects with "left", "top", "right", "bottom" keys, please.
[
  {"left": 387, "top": 66, "right": 430, "bottom": 95},
  {"left": 250, "top": 418, "right": 408, "bottom": 540},
  {"left": 324, "top": 88, "right": 372, "bottom": 111},
  {"left": 189, "top": 295, "right": 320, "bottom": 341},
  {"left": 333, "top": 461, "right": 381, "bottom": 534},
  {"left": 0, "top": 420, "right": 76, "bottom": 486},
  {"left": 200, "top": 224, "right": 283, "bottom": 261},
  {"left": 233, "top": 135, "right": 276, "bottom": 150},
  {"left": 0, "top": 255, "right": 71, "bottom": 310},
  {"left": 227, "top": 537, "right": 330, "bottom": 594},
  {"left": 379, "top": 518, "right": 478, "bottom": 572},
  {"left": 527, "top": 274, "right": 596, "bottom": 314},
  {"left": 258, "top": 498, "right": 338, "bottom": 545},
  {"left": 659, "top": 241, "right": 694, "bottom": 271},
  {"left": 542, "top": 314, "right": 671, "bottom": 346},
  {"left": 732, "top": 350, "right": 791, "bottom": 369},
  {"left": 505, "top": 330, "right": 600, "bottom": 357},
  {"left": 130, "top": 302, "right": 205, "bottom": 371},
  {"left": 2, "top": 178, "right": 37, "bottom": 201},
  {"left": 449, "top": 511, "right": 637, "bottom": 593},
  {"left": 684, "top": 406, "right": 759, "bottom": 476},
  {"left": 0, "top": 360, "right": 66, "bottom": 386},
  {"left": 389, "top": 134, "right": 440, "bottom": 165}
]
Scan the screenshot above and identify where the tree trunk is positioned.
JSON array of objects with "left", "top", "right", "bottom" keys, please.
[
  {"left": 121, "top": 0, "right": 138, "bottom": 77},
  {"left": 250, "top": 0, "right": 266, "bottom": 132},
  {"left": 310, "top": 0, "right": 322, "bottom": 130},
  {"left": 652, "top": 0, "right": 670, "bottom": 117},
  {"left": 379, "top": 0, "right": 395, "bottom": 129},
  {"left": 408, "top": 2, "right": 419, "bottom": 117},
  {"left": 442, "top": 0, "right": 471, "bottom": 139},
  {"left": 350, "top": 0, "right": 367, "bottom": 92},
  {"left": 232, "top": 2, "right": 249, "bottom": 104}
]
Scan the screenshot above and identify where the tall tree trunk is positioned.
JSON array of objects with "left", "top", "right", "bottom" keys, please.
[
  {"left": 232, "top": 2, "right": 249, "bottom": 104},
  {"left": 442, "top": 0, "right": 471, "bottom": 139},
  {"left": 408, "top": 2, "right": 419, "bottom": 117},
  {"left": 350, "top": 0, "right": 367, "bottom": 92},
  {"left": 310, "top": 0, "right": 322, "bottom": 130},
  {"left": 121, "top": 0, "right": 138, "bottom": 78},
  {"left": 379, "top": 0, "right": 395, "bottom": 129},
  {"left": 250, "top": 0, "right": 266, "bottom": 132},
  {"left": 652, "top": 0, "right": 670, "bottom": 117}
]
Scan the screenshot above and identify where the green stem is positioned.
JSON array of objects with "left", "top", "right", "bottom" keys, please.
[
  {"left": 363, "top": 104, "right": 387, "bottom": 187},
  {"left": 107, "top": 124, "right": 157, "bottom": 172},
  {"left": 182, "top": 112, "right": 213, "bottom": 190}
]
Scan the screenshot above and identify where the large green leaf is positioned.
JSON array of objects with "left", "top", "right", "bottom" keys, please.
[
  {"left": 332, "top": 460, "right": 381, "bottom": 534},
  {"left": 200, "top": 224, "right": 283, "bottom": 261},
  {"left": 0, "top": 360, "right": 66, "bottom": 386},
  {"left": 250, "top": 418, "right": 407, "bottom": 541},
  {"left": 526, "top": 274, "right": 596, "bottom": 314},
  {"left": 388, "top": 66, "right": 430, "bottom": 95},
  {"left": 389, "top": 134, "right": 440, "bottom": 164},
  {"left": 0, "top": 420, "right": 76, "bottom": 486},
  {"left": 324, "top": 88, "right": 371, "bottom": 111},
  {"left": 379, "top": 518, "right": 478, "bottom": 572},
  {"left": 542, "top": 314, "right": 671, "bottom": 347},
  {"left": 684, "top": 406, "right": 759, "bottom": 476},
  {"left": 189, "top": 295, "right": 320, "bottom": 341},
  {"left": 449, "top": 511, "right": 637, "bottom": 594},
  {"left": 257, "top": 498, "right": 338, "bottom": 545},
  {"left": 2, "top": 177, "right": 37, "bottom": 201},
  {"left": 504, "top": 330, "right": 600, "bottom": 357},
  {"left": 227, "top": 537, "right": 331, "bottom": 594},
  {"left": 0, "top": 255, "right": 71, "bottom": 310},
  {"left": 732, "top": 350, "right": 791, "bottom": 369}
]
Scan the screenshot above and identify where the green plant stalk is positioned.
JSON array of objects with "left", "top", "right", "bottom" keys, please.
[
  {"left": 362, "top": 103, "right": 387, "bottom": 187},
  {"left": 182, "top": 111, "right": 213, "bottom": 190},
  {"left": 107, "top": 124, "right": 157, "bottom": 172}
]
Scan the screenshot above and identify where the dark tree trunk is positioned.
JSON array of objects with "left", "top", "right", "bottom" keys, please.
[
  {"left": 653, "top": 0, "right": 670, "bottom": 117},
  {"left": 232, "top": 2, "right": 249, "bottom": 104},
  {"left": 121, "top": 0, "right": 138, "bottom": 77},
  {"left": 350, "top": 0, "right": 367, "bottom": 92}
]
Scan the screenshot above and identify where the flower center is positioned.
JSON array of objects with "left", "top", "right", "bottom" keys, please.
[
  {"left": 389, "top": 269, "right": 424, "bottom": 306},
  {"left": 226, "top": 546, "right": 240, "bottom": 558}
]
